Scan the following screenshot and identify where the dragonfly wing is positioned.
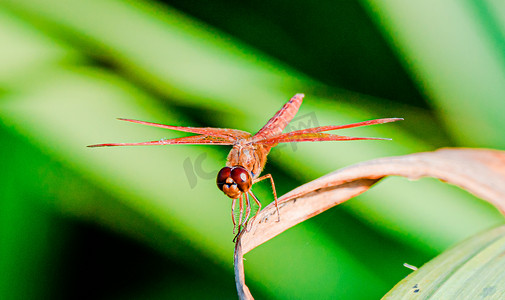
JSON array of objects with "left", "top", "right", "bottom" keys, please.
[
  {"left": 252, "top": 94, "right": 304, "bottom": 143},
  {"left": 276, "top": 118, "right": 403, "bottom": 136},
  {"left": 261, "top": 132, "right": 391, "bottom": 145},
  {"left": 118, "top": 118, "right": 251, "bottom": 140},
  {"left": 258, "top": 117, "right": 402, "bottom": 145},
  {"left": 88, "top": 135, "right": 236, "bottom": 147}
]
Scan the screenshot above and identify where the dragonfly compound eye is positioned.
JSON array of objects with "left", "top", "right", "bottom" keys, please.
[
  {"left": 216, "top": 167, "right": 232, "bottom": 191},
  {"left": 231, "top": 167, "right": 252, "bottom": 192},
  {"left": 217, "top": 166, "right": 248, "bottom": 199}
]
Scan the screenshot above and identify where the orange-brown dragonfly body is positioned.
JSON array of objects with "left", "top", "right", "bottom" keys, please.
[{"left": 89, "top": 94, "right": 402, "bottom": 232}]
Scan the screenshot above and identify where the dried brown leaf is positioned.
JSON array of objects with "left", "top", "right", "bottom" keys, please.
[{"left": 234, "top": 148, "right": 505, "bottom": 299}]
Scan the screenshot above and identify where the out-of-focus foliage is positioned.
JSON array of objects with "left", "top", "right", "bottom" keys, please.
[
  {"left": 385, "top": 225, "right": 505, "bottom": 299},
  {"left": 1, "top": 0, "right": 504, "bottom": 299}
]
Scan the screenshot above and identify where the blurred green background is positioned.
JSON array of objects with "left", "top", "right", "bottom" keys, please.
[{"left": 1, "top": 0, "right": 505, "bottom": 299}]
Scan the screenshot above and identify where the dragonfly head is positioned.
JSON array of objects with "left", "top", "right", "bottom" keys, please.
[{"left": 216, "top": 166, "right": 252, "bottom": 199}]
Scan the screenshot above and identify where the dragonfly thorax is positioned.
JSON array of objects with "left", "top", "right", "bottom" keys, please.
[
  {"left": 216, "top": 166, "right": 252, "bottom": 199},
  {"left": 226, "top": 142, "right": 270, "bottom": 179}
]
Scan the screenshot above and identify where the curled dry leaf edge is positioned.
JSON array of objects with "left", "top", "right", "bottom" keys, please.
[{"left": 233, "top": 147, "right": 505, "bottom": 299}]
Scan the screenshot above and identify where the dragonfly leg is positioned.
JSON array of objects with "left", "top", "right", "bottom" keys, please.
[
  {"left": 231, "top": 197, "right": 237, "bottom": 234},
  {"left": 238, "top": 193, "right": 244, "bottom": 232},
  {"left": 232, "top": 194, "right": 246, "bottom": 243},
  {"left": 247, "top": 191, "right": 262, "bottom": 230},
  {"left": 244, "top": 192, "right": 252, "bottom": 227},
  {"left": 254, "top": 174, "right": 280, "bottom": 221}
]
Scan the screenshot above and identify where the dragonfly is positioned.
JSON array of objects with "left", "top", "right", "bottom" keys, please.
[{"left": 88, "top": 94, "right": 402, "bottom": 233}]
